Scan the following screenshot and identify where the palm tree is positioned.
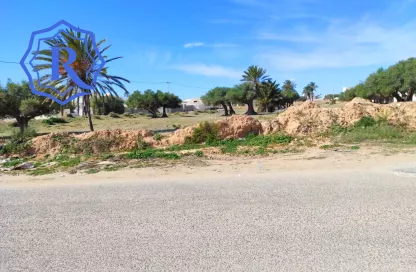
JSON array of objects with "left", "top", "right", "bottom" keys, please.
[
  {"left": 241, "top": 65, "right": 270, "bottom": 115},
  {"left": 32, "top": 29, "right": 129, "bottom": 131},
  {"left": 282, "top": 80, "right": 299, "bottom": 108},
  {"left": 256, "top": 79, "right": 281, "bottom": 112},
  {"left": 304, "top": 82, "right": 318, "bottom": 101}
]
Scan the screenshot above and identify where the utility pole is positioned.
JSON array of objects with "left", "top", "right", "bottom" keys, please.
[{"left": 166, "top": 81, "right": 171, "bottom": 92}]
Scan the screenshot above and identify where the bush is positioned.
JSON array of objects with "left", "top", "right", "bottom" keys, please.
[
  {"left": 354, "top": 116, "right": 376, "bottom": 128},
  {"left": 0, "top": 129, "right": 37, "bottom": 155},
  {"left": 185, "top": 121, "right": 219, "bottom": 144},
  {"left": 42, "top": 117, "right": 68, "bottom": 125},
  {"left": 109, "top": 112, "right": 120, "bottom": 118},
  {"left": 66, "top": 113, "right": 74, "bottom": 118}
]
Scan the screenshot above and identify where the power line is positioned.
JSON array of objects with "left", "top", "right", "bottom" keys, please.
[
  {"left": 0, "top": 60, "right": 21, "bottom": 64},
  {"left": 0, "top": 60, "right": 213, "bottom": 91}
]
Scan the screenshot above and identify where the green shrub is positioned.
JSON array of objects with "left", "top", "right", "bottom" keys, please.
[
  {"left": 185, "top": 121, "right": 219, "bottom": 144},
  {"left": 1, "top": 158, "right": 23, "bottom": 168},
  {"left": 195, "top": 150, "right": 204, "bottom": 157},
  {"left": 0, "top": 129, "right": 37, "bottom": 155},
  {"left": 66, "top": 114, "right": 75, "bottom": 118},
  {"left": 42, "top": 117, "right": 67, "bottom": 125},
  {"left": 109, "top": 112, "right": 120, "bottom": 118},
  {"left": 354, "top": 116, "right": 376, "bottom": 128}
]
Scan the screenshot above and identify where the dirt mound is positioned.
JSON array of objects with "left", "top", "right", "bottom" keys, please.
[
  {"left": 31, "top": 129, "right": 155, "bottom": 157},
  {"left": 269, "top": 101, "right": 338, "bottom": 136},
  {"left": 162, "top": 125, "right": 197, "bottom": 146},
  {"left": 215, "top": 115, "right": 263, "bottom": 139}
]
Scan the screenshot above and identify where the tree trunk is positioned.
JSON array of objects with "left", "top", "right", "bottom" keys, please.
[
  {"left": 16, "top": 117, "right": 25, "bottom": 133},
  {"left": 149, "top": 110, "right": 158, "bottom": 118},
  {"left": 77, "top": 97, "right": 80, "bottom": 116},
  {"left": 392, "top": 91, "right": 404, "bottom": 102},
  {"left": 406, "top": 88, "right": 415, "bottom": 101},
  {"left": 161, "top": 106, "right": 168, "bottom": 118},
  {"left": 245, "top": 99, "right": 257, "bottom": 115},
  {"left": 227, "top": 102, "right": 236, "bottom": 115},
  {"left": 60, "top": 106, "right": 64, "bottom": 118},
  {"left": 221, "top": 102, "right": 229, "bottom": 116},
  {"left": 85, "top": 95, "right": 94, "bottom": 131}
]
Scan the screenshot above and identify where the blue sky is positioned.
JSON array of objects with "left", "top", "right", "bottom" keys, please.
[{"left": 1, "top": 0, "right": 416, "bottom": 99}]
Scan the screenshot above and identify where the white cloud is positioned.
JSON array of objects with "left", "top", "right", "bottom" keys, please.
[
  {"left": 184, "top": 42, "right": 205, "bottom": 48},
  {"left": 172, "top": 63, "right": 241, "bottom": 79},
  {"left": 184, "top": 42, "right": 238, "bottom": 49},
  {"left": 255, "top": 18, "right": 416, "bottom": 71}
]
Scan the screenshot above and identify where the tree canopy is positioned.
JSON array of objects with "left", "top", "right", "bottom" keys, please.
[
  {"left": 126, "top": 90, "right": 181, "bottom": 118},
  {"left": 0, "top": 81, "right": 55, "bottom": 132},
  {"left": 340, "top": 58, "right": 416, "bottom": 102}
]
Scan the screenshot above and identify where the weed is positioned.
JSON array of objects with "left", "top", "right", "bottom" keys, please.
[
  {"left": 28, "top": 167, "right": 56, "bottom": 176},
  {"left": 194, "top": 150, "right": 204, "bottom": 157},
  {"left": 153, "top": 133, "right": 163, "bottom": 141},
  {"left": 1, "top": 158, "right": 23, "bottom": 168},
  {"left": 85, "top": 168, "right": 100, "bottom": 174},
  {"left": 351, "top": 145, "right": 360, "bottom": 150}
]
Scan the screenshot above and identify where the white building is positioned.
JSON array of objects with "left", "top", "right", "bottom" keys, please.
[{"left": 181, "top": 98, "right": 211, "bottom": 111}]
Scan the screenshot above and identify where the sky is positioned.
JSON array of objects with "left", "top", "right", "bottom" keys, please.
[{"left": 1, "top": 0, "right": 416, "bottom": 99}]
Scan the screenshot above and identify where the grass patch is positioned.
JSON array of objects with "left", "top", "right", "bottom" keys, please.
[
  {"left": 126, "top": 149, "right": 181, "bottom": 160},
  {"left": 85, "top": 168, "right": 100, "bottom": 174},
  {"left": 53, "top": 154, "right": 81, "bottom": 167},
  {"left": 28, "top": 167, "right": 56, "bottom": 176},
  {"left": 329, "top": 117, "right": 416, "bottom": 145}
]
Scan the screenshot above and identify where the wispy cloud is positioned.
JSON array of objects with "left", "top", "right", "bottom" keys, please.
[
  {"left": 184, "top": 42, "right": 205, "bottom": 48},
  {"left": 184, "top": 43, "right": 238, "bottom": 49},
  {"left": 255, "top": 17, "right": 416, "bottom": 71},
  {"left": 172, "top": 63, "right": 241, "bottom": 79}
]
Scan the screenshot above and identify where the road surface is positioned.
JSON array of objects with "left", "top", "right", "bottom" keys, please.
[{"left": 1, "top": 166, "right": 416, "bottom": 271}]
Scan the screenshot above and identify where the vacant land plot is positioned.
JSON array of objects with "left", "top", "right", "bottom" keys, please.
[{"left": 0, "top": 107, "right": 278, "bottom": 137}]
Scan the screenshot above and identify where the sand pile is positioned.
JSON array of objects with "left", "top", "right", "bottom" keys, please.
[
  {"left": 30, "top": 129, "right": 155, "bottom": 157},
  {"left": 268, "top": 101, "right": 338, "bottom": 136}
]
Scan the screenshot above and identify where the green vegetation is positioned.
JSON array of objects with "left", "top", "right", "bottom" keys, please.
[
  {"left": 126, "top": 90, "right": 181, "bottom": 118},
  {"left": 328, "top": 116, "right": 416, "bottom": 145},
  {"left": 42, "top": 117, "right": 68, "bottom": 125},
  {"left": 340, "top": 58, "right": 416, "bottom": 102},
  {"left": 91, "top": 96, "right": 125, "bottom": 115},
  {"left": 126, "top": 149, "right": 181, "bottom": 160},
  {"left": 0, "top": 129, "right": 37, "bottom": 155},
  {"left": 0, "top": 81, "right": 58, "bottom": 132}
]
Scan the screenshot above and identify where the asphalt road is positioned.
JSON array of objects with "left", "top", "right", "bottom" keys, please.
[{"left": 1, "top": 170, "right": 416, "bottom": 271}]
